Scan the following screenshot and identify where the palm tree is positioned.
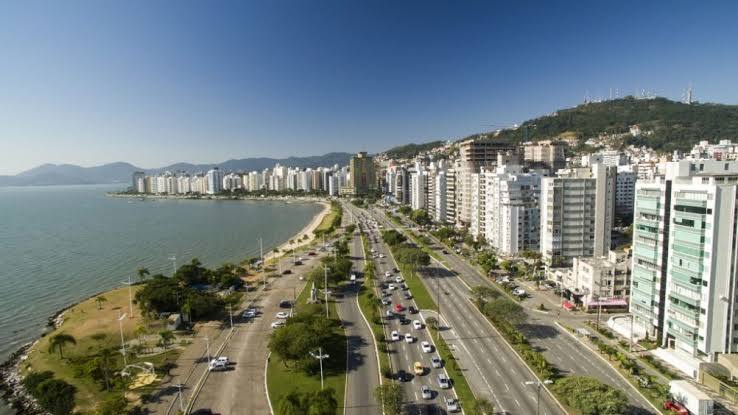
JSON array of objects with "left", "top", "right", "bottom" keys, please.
[
  {"left": 48, "top": 333, "right": 76, "bottom": 359},
  {"left": 95, "top": 295, "right": 108, "bottom": 310},
  {"left": 159, "top": 330, "right": 175, "bottom": 349},
  {"left": 97, "top": 348, "right": 115, "bottom": 390},
  {"left": 137, "top": 267, "right": 150, "bottom": 282}
]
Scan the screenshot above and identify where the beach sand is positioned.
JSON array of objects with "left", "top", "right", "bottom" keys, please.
[{"left": 263, "top": 200, "right": 331, "bottom": 262}]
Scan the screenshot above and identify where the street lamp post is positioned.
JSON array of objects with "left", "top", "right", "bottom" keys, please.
[
  {"left": 525, "top": 379, "right": 553, "bottom": 415},
  {"left": 204, "top": 336, "right": 211, "bottom": 363},
  {"left": 117, "top": 311, "right": 128, "bottom": 366},
  {"left": 323, "top": 265, "right": 330, "bottom": 318},
  {"left": 169, "top": 255, "right": 177, "bottom": 275},
  {"left": 176, "top": 379, "right": 185, "bottom": 412},
  {"left": 121, "top": 274, "right": 134, "bottom": 319},
  {"left": 309, "top": 347, "right": 330, "bottom": 389},
  {"left": 227, "top": 305, "right": 233, "bottom": 329}
]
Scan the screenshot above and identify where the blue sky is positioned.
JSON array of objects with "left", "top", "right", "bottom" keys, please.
[{"left": 1, "top": 1, "right": 737, "bottom": 174}]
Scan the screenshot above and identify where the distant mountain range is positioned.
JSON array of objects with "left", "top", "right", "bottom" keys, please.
[{"left": 0, "top": 152, "right": 353, "bottom": 187}]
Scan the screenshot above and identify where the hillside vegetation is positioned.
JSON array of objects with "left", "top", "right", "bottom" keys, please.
[
  {"left": 470, "top": 97, "right": 738, "bottom": 153},
  {"left": 384, "top": 140, "right": 444, "bottom": 159}
]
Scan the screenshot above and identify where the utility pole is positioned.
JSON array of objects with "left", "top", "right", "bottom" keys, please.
[
  {"left": 324, "top": 265, "right": 330, "bottom": 318},
  {"left": 117, "top": 311, "right": 128, "bottom": 366},
  {"left": 176, "top": 380, "right": 185, "bottom": 413},
  {"left": 525, "top": 379, "right": 553, "bottom": 415},
  {"left": 310, "top": 347, "right": 329, "bottom": 389}
]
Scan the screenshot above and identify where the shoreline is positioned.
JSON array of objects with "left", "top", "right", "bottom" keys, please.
[{"left": 0, "top": 198, "right": 332, "bottom": 415}]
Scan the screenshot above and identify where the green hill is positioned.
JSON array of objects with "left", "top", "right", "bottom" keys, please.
[
  {"left": 384, "top": 140, "right": 445, "bottom": 159},
  {"left": 470, "top": 97, "right": 738, "bottom": 153}
]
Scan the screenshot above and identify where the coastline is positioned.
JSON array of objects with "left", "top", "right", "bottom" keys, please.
[{"left": 0, "top": 197, "right": 331, "bottom": 415}]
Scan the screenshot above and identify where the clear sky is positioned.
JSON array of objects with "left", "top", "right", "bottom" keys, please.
[{"left": 1, "top": 1, "right": 737, "bottom": 174}]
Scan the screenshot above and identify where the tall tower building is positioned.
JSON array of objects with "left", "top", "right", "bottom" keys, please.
[{"left": 348, "top": 152, "right": 376, "bottom": 196}]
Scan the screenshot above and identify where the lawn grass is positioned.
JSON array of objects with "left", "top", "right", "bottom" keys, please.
[
  {"left": 23, "top": 285, "right": 179, "bottom": 413},
  {"left": 314, "top": 202, "right": 341, "bottom": 235},
  {"left": 266, "top": 264, "right": 347, "bottom": 414}
]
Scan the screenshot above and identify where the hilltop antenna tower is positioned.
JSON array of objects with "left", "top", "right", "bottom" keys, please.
[{"left": 685, "top": 84, "right": 694, "bottom": 105}]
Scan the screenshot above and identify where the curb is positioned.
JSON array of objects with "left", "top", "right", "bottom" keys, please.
[
  {"left": 265, "top": 351, "right": 274, "bottom": 414},
  {"left": 554, "top": 321, "right": 662, "bottom": 414}
]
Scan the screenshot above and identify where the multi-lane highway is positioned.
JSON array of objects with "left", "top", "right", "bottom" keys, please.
[
  {"left": 355, "top": 206, "right": 460, "bottom": 414},
  {"left": 356, "top": 205, "right": 563, "bottom": 415},
  {"left": 371, "top": 206, "right": 657, "bottom": 414}
]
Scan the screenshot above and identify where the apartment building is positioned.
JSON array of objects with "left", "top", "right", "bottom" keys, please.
[
  {"left": 523, "top": 140, "right": 566, "bottom": 171},
  {"left": 630, "top": 160, "right": 738, "bottom": 371},
  {"left": 540, "top": 163, "right": 616, "bottom": 266},
  {"left": 566, "top": 250, "right": 630, "bottom": 311},
  {"left": 616, "top": 168, "right": 637, "bottom": 218},
  {"left": 348, "top": 152, "right": 376, "bottom": 196},
  {"left": 206, "top": 168, "right": 223, "bottom": 194}
]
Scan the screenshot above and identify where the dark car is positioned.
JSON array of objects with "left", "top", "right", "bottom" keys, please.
[
  {"left": 279, "top": 300, "right": 293, "bottom": 308},
  {"left": 442, "top": 249, "right": 449, "bottom": 254},
  {"left": 282, "top": 269, "right": 292, "bottom": 275},
  {"left": 399, "top": 316, "right": 410, "bottom": 325},
  {"left": 396, "top": 369, "right": 412, "bottom": 382},
  {"left": 408, "top": 306, "right": 418, "bottom": 314}
]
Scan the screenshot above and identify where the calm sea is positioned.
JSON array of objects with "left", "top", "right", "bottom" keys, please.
[{"left": 0, "top": 185, "right": 321, "bottom": 414}]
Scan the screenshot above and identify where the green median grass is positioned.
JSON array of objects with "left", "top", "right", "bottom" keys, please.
[{"left": 266, "top": 266, "right": 346, "bottom": 414}]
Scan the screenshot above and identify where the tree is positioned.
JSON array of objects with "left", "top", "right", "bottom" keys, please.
[
  {"left": 410, "top": 209, "right": 431, "bottom": 226},
  {"left": 94, "top": 295, "right": 107, "bottom": 310},
  {"left": 381, "top": 230, "right": 407, "bottom": 246},
  {"left": 471, "top": 286, "right": 500, "bottom": 306},
  {"left": 97, "top": 395, "right": 128, "bottom": 415},
  {"left": 374, "top": 383, "right": 404, "bottom": 415},
  {"left": 35, "top": 378, "right": 77, "bottom": 415},
  {"left": 159, "top": 330, "right": 175, "bottom": 349},
  {"left": 470, "top": 398, "right": 495, "bottom": 415},
  {"left": 137, "top": 267, "right": 150, "bottom": 282},
  {"left": 425, "top": 316, "right": 438, "bottom": 331},
  {"left": 482, "top": 298, "right": 526, "bottom": 325},
  {"left": 307, "top": 388, "right": 338, "bottom": 415},
  {"left": 48, "top": 333, "right": 76, "bottom": 359},
  {"left": 277, "top": 391, "right": 304, "bottom": 415},
  {"left": 552, "top": 376, "right": 628, "bottom": 415}
]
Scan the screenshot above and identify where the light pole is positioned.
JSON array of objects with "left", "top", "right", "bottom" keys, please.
[
  {"left": 323, "top": 265, "right": 330, "bottom": 318},
  {"left": 175, "top": 379, "right": 185, "bottom": 413},
  {"left": 121, "top": 274, "right": 134, "bottom": 319},
  {"left": 169, "top": 255, "right": 177, "bottom": 275},
  {"left": 227, "top": 305, "right": 233, "bottom": 329},
  {"left": 310, "top": 347, "right": 330, "bottom": 389},
  {"left": 204, "top": 336, "right": 211, "bottom": 363},
  {"left": 117, "top": 311, "right": 128, "bottom": 366},
  {"left": 525, "top": 379, "right": 553, "bottom": 415},
  {"left": 259, "top": 236, "right": 265, "bottom": 288}
]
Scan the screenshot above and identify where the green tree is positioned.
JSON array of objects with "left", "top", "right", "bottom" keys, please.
[
  {"left": 425, "top": 316, "right": 439, "bottom": 331},
  {"left": 48, "top": 333, "right": 76, "bottom": 359},
  {"left": 35, "top": 378, "right": 77, "bottom": 415},
  {"left": 307, "top": 388, "right": 338, "bottom": 415},
  {"left": 277, "top": 391, "right": 305, "bottom": 415},
  {"left": 374, "top": 383, "right": 404, "bottom": 415},
  {"left": 94, "top": 295, "right": 107, "bottom": 310},
  {"left": 553, "top": 376, "right": 628, "bottom": 415},
  {"left": 482, "top": 298, "right": 526, "bottom": 325},
  {"left": 97, "top": 395, "right": 127, "bottom": 415},
  {"left": 159, "top": 330, "right": 175, "bottom": 349},
  {"left": 137, "top": 267, "right": 150, "bottom": 282},
  {"left": 470, "top": 398, "right": 495, "bottom": 415},
  {"left": 471, "top": 286, "right": 500, "bottom": 306}
]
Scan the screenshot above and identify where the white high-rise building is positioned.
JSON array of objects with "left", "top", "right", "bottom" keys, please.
[
  {"left": 540, "top": 163, "right": 616, "bottom": 266},
  {"left": 206, "top": 168, "right": 223, "bottom": 194},
  {"left": 434, "top": 172, "right": 447, "bottom": 223},
  {"left": 410, "top": 171, "right": 426, "bottom": 210}
]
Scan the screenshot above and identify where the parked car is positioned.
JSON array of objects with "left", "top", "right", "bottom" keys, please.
[
  {"left": 385, "top": 310, "right": 394, "bottom": 318},
  {"left": 431, "top": 355, "right": 442, "bottom": 368},
  {"left": 421, "top": 341, "right": 433, "bottom": 353},
  {"left": 413, "top": 320, "right": 423, "bottom": 330},
  {"left": 421, "top": 384, "right": 432, "bottom": 399},
  {"left": 512, "top": 288, "right": 526, "bottom": 297},
  {"left": 270, "top": 321, "right": 285, "bottom": 329},
  {"left": 275, "top": 311, "right": 290, "bottom": 319},
  {"left": 381, "top": 298, "right": 391, "bottom": 305},
  {"left": 437, "top": 373, "right": 450, "bottom": 389},
  {"left": 242, "top": 309, "right": 257, "bottom": 319}
]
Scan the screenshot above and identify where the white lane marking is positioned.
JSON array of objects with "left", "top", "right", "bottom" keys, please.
[
  {"left": 515, "top": 399, "right": 522, "bottom": 407},
  {"left": 504, "top": 384, "right": 510, "bottom": 392}
]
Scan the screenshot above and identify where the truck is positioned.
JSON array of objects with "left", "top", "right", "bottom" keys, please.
[{"left": 669, "top": 380, "right": 714, "bottom": 415}]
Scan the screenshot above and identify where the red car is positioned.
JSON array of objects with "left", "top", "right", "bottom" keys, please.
[
  {"left": 663, "top": 400, "right": 688, "bottom": 415},
  {"left": 395, "top": 303, "right": 404, "bottom": 312}
]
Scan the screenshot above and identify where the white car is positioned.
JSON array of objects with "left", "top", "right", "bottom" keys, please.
[
  {"left": 437, "top": 373, "right": 450, "bottom": 389},
  {"left": 271, "top": 321, "right": 285, "bottom": 329},
  {"left": 391, "top": 330, "right": 400, "bottom": 341},
  {"left": 395, "top": 276, "right": 403, "bottom": 283},
  {"left": 388, "top": 283, "right": 396, "bottom": 290},
  {"left": 208, "top": 358, "right": 227, "bottom": 371},
  {"left": 404, "top": 333, "right": 415, "bottom": 343},
  {"left": 381, "top": 298, "right": 391, "bottom": 305},
  {"left": 385, "top": 271, "right": 392, "bottom": 277},
  {"left": 446, "top": 398, "right": 460, "bottom": 412},
  {"left": 512, "top": 288, "right": 526, "bottom": 297},
  {"left": 421, "top": 385, "right": 432, "bottom": 399},
  {"left": 421, "top": 341, "right": 433, "bottom": 353},
  {"left": 275, "top": 311, "right": 290, "bottom": 319},
  {"left": 379, "top": 254, "right": 385, "bottom": 258},
  {"left": 413, "top": 320, "right": 423, "bottom": 330},
  {"left": 431, "top": 355, "right": 442, "bottom": 368},
  {"left": 242, "top": 309, "right": 256, "bottom": 318}
]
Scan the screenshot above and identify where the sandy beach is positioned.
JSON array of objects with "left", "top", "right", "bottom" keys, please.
[{"left": 263, "top": 200, "right": 331, "bottom": 262}]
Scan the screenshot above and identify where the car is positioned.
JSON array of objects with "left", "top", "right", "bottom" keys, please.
[
  {"left": 279, "top": 300, "right": 293, "bottom": 308},
  {"left": 421, "top": 341, "right": 433, "bottom": 353},
  {"left": 401, "top": 283, "right": 408, "bottom": 290},
  {"left": 275, "top": 311, "right": 290, "bottom": 319},
  {"left": 385, "top": 309, "right": 394, "bottom": 318},
  {"left": 294, "top": 260, "right": 302, "bottom": 266},
  {"left": 404, "top": 333, "right": 415, "bottom": 343},
  {"left": 431, "top": 355, "right": 442, "bottom": 368},
  {"left": 391, "top": 330, "right": 400, "bottom": 341},
  {"left": 381, "top": 298, "right": 391, "bottom": 305},
  {"left": 392, "top": 267, "right": 399, "bottom": 273},
  {"left": 437, "top": 373, "right": 450, "bottom": 389},
  {"left": 512, "top": 287, "right": 526, "bottom": 296},
  {"left": 414, "top": 361, "right": 425, "bottom": 376},
  {"left": 403, "top": 292, "right": 413, "bottom": 300},
  {"left": 442, "top": 249, "right": 449, "bottom": 254},
  {"left": 379, "top": 254, "right": 385, "bottom": 258},
  {"left": 408, "top": 305, "right": 418, "bottom": 314},
  {"left": 413, "top": 320, "right": 423, "bottom": 330},
  {"left": 385, "top": 271, "right": 392, "bottom": 277},
  {"left": 398, "top": 316, "right": 410, "bottom": 325},
  {"left": 421, "top": 384, "right": 432, "bottom": 399},
  {"left": 396, "top": 369, "right": 411, "bottom": 382},
  {"left": 308, "top": 251, "right": 317, "bottom": 256},
  {"left": 395, "top": 276, "right": 403, "bottom": 283},
  {"left": 446, "top": 398, "right": 459, "bottom": 412},
  {"left": 395, "top": 303, "right": 404, "bottom": 312},
  {"left": 242, "top": 309, "right": 257, "bottom": 319},
  {"left": 388, "top": 283, "right": 396, "bottom": 290},
  {"left": 271, "top": 321, "right": 285, "bottom": 329},
  {"left": 208, "top": 358, "right": 227, "bottom": 371}
]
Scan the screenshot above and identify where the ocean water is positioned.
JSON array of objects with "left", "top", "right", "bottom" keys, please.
[{"left": 0, "top": 185, "right": 321, "bottom": 414}]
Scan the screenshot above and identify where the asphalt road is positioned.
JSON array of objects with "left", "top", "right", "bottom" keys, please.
[
  {"left": 335, "top": 219, "right": 381, "bottom": 414},
  {"left": 377, "top": 207, "right": 656, "bottom": 415},
  {"left": 363, "top": 207, "right": 563, "bottom": 415},
  {"left": 354, "top": 206, "right": 459, "bottom": 415},
  {"left": 189, "top": 247, "right": 331, "bottom": 414}
]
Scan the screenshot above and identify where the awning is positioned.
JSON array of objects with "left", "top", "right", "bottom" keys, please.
[
  {"left": 562, "top": 300, "right": 574, "bottom": 310},
  {"left": 589, "top": 298, "right": 628, "bottom": 307}
]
